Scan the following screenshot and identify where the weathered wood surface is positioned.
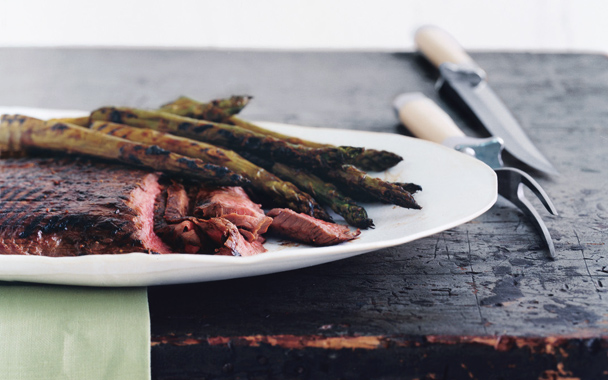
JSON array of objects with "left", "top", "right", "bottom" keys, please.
[{"left": 1, "top": 49, "right": 607, "bottom": 379}]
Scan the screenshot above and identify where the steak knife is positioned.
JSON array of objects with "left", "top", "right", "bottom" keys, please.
[{"left": 414, "top": 26, "right": 559, "bottom": 176}]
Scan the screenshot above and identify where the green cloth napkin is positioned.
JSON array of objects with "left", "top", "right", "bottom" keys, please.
[{"left": 0, "top": 284, "right": 150, "bottom": 380}]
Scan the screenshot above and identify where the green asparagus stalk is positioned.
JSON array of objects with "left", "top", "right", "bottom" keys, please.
[
  {"left": 46, "top": 95, "right": 249, "bottom": 129},
  {"left": 158, "top": 96, "right": 403, "bottom": 171},
  {"left": 0, "top": 114, "right": 249, "bottom": 187},
  {"left": 90, "top": 107, "right": 363, "bottom": 170},
  {"left": 158, "top": 96, "right": 252, "bottom": 123},
  {"left": 90, "top": 120, "right": 332, "bottom": 222},
  {"left": 230, "top": 117, "right": 404, "bottom": 172},
  {"left": 322, "top": 165, "right": 421, "bottom": 210}
]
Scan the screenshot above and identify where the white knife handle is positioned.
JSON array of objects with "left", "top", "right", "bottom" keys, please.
[
  {"left": 394, "top": 93, "right": 464, "bottom": 144},
  {"left": 415, "top": 26, "right": 475, "bottom": 68}
]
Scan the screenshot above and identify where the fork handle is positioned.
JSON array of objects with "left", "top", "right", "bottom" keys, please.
[{"left": 394, "top": 92, "right": 464, "bottom": 144}]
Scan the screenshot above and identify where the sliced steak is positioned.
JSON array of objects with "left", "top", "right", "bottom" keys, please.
[
  {"left": 193, "top": 186, "right": 272, "bottom": 242},
  {"left": 164, "top": 181, "right": 190, "bottom": 222},
  {"left": 150, "top": 183, "right": 268, "bottom": 255},
  {"left": 188, "top": 217, "right": 266, "bottom": 256},
  {"left": 267, "top": 208, "right": 360, "bottom": 246},
  {"left": 0, "top": 157, "right": 172, "bottom": 256}
]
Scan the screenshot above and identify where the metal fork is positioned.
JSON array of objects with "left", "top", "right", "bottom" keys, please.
[
  {"left": 495, "top": 168, "right": 558, "bottom": 258},
  {"left": 394, "top": 92, "right": 558, "bottom": 259}
]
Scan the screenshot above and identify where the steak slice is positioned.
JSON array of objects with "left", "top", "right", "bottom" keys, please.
[
  {"left": 164, "top": 181, "right": 190, "bottom": 222},
  {"left": 189, "top": 217, "right": 266, "bottom": 257},
  {"left": 193, "top": 186, "right": 272, "bottom": 242},
  {"left": 0, "top": 157, "right": 172, "bottom": 256},
  {"left": 267, "top": 208, "right": 360, "bottom": 246}
]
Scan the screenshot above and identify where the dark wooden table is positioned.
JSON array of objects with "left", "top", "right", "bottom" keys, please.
[{"left": 1, "top": 48, "right": 607, "bottom": 379}]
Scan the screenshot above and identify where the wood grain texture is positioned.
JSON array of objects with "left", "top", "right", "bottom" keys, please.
[{"left": 1, "top": 48, "right": 607, "bottom": 379}]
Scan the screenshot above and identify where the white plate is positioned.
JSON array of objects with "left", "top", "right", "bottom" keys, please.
[{"left": 0, "top": 109, "right": 497, "bottom": 287}]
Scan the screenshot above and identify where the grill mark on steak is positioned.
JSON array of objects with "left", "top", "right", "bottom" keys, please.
[
  {"left": 14, "top": 187, "right": 45, "bottom": 202},
  {"left": 0, "top": 187, "right": 27, "bottom": 204},
  {"left": 0, "top": 201, "right": 47, "bottom": 226},
  {"left": 0, "top": 186, "right": 28, "bottom": 201}
]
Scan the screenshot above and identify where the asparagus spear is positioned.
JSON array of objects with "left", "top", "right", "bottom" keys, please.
[
  {"left": 46, "top": 95, "right": 250, "bottom": 128},
  {"left": 90, "top": 107, "right": 363, "bottom": 170},
  {"left": 254, "top": 157, "right": 373, "bottom": 229},
  {"left": 230, "top": 117, "right": 404, "bottom": 171},
  {"left": 89, "top": 120, "right": 332, "bottom": 222},
  {"left": 158, "top": 96, "right": 252, "bottom": 123},
  {"left": 45, "top": 96, "right": 250, "bottom": 129},
  {"left": 0, "top": 114, "right": 248, "bottom": 187},
  {"left": 346, "top": 181, "right": 423, "bottom": 203},
  {"left": 158, "top": 96, "right": 403, "bottom": 171},
  {"left": 322, "top": 165, "right": 421, "bottom": 210}
]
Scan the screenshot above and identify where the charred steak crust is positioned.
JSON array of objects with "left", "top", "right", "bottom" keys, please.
[{"left": 0, "top": 157, "right": 169, "bottom": 256}]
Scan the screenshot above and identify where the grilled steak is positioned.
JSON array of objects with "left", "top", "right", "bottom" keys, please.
[
  {"left": 0, "top": 158, "right": 361, "bottom": 257},
  {"left": 0, "top": 157, "right": 171, "bottom": 256},
  {"left": 266, "top": 208, "right": 360, "bottom": 246}
]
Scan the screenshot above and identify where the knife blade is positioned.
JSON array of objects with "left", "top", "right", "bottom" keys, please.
[{"left": 414, "top": 25, "right": 559, "bottom": 176}]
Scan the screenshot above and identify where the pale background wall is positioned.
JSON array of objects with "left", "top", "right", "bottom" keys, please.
[{"left": 0, "top": 0, "right": 606, "bottom": 53}]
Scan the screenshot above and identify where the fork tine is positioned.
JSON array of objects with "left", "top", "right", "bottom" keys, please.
[
  {"left": 512, "top": 185, "right": 556, "bottom": 259},
  {"left": 495, "top": 167, "right": 557, "bottom": 260},
  {"left": 515, "top": 170, "right": 558, "bottom": 216}
]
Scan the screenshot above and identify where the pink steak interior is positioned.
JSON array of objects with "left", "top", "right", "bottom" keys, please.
[{"left": 127, "top": 173, "right": 173, "bottom": 254}]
